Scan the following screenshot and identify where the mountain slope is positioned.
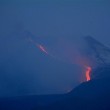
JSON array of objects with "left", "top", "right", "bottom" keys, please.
[
  {"left": 39, "top": 77, "right": 110, "bottom": 110},
  {"left": 84, "top": 36, "right": 110, "bottom": 67}
]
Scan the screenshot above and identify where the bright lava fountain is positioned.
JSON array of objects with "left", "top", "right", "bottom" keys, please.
[{"left": 85, "top": 66, "right": 91, "bottom": 81}]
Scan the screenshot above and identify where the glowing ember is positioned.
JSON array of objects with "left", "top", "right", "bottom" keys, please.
[
  {"left": 85, "top": 66, "right": 91, "bottom": 81},
  {"left": 37, "top": 44, "right": 48, "bottom": 54}
]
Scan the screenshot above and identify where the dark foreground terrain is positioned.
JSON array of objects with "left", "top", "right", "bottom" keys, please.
[{"left": 0, "top": 77, "right": 110, "bottom": 110}]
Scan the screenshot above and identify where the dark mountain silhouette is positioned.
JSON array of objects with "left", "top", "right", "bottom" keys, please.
[
  {"left": 36, "top": 78, "right": 110, "bottom": 110},
  {"left": 0, "top": 94, "right": 66, "bottom": 110},
  {"left": 0, "top": 69, "right": 110, "bottom": 110}
]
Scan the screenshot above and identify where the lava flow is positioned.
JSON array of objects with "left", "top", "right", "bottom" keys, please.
[
  {"left": 85, "top": 66, "right": 91, "bottom": 81},
  {"left": 37, "top": 44, "right": 48, "bottom": 54},
  {"left": 29, "top": 37, "right": 92, "bottom": 82},
  {"left": 28, "top": 38, "right": 48, "bottom": 55}
]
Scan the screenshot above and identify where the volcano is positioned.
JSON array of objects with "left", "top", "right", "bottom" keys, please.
[{"left": 0, "top": 33, "right": 110, "bottom": 109}]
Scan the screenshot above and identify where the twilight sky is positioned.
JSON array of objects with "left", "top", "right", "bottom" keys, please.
[{"left": 0, "top": 0, "right": 110, "bottom": 96}]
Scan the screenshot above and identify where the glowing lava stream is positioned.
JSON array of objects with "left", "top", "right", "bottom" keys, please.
[
  {"left": 29, "top": 38, "right": 92, "bottom": 82},
  {"left": 85, "top": 66, "right": 91, "bottom": 81},
  {"left": 37, "top": 44, "right": 48, "bottom": 54},
  {"left": 29, "top": 38, "right": 48, "bottom": 55}
]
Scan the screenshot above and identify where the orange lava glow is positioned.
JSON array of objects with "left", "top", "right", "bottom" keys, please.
[
  {"left": 85, "top": 66, "right": 91, "bottom": 81},
  {"left": 37, "top": 44, "right": 48, "bottom": 54}
]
